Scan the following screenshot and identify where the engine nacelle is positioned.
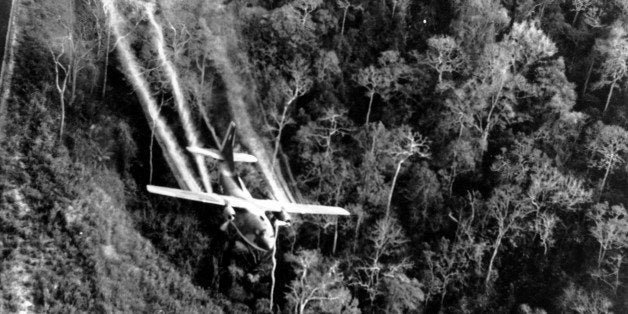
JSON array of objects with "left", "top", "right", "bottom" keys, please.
[
  {"left": 274, "top": 209, "right": 291, "bottom": 226},
  {"left": 223, "top": 202, "right": 236, "bottom": 221}
]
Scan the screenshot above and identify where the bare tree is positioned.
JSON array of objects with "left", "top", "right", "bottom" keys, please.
[
  {"left": 355, "top": 65, "right": 387, "bottom": 125},
  {"left": 87, "top": 0, "right": 110, "bottom": 98},
  {"left": 289, "top": 0, "right": 323, "bottom": 27},
  {"left": 592, "top": 22, "right": 628, "bottom": 114},
  {"left": 296, "top": 107, "right": 355, "bottom": 252},
  {"left": 49, "top": 24, "right": 93, "bottom": 135},
  {"left": 534, "top": 212, "right": 558, "bottom": 255},
  {"left": 50, "top": 41, "right": 70, "bottom": 138},
  {"left": 353, "top": 216, "right": 408, "bottom": 308},
  {"left": 336, "top": 0, "right": 362, "bottom": 35},
  {"left": 286, "top": 250, "right": 352, "bottom": 314},
  {"left": 588, "top": 203, "right": 628, "bottom": 290},
  {"left": 444, "top": 21, "right": 559, "bottom": 152},
  {"left": 60, "top": 25, "right": 93, "bottom": 108},
  {"left": 485, "top": 186, "right": 534, "bottom": 288},
  {"left": 355, "top": 51, "right": 412, "bottom": 125},
  {"left": 587, "top": 123, "right": 628, "bottom": 196},
  {"left": 423, "top": 192, "right": 486, "bottom": 307},
  {"left": 101, "top": 19, "right": 111, "bottom": 98},
  {"left": 384, "top": 127, "right": 430, "bottom": 219},
  {"left": 270, "top": 57, "right": 312, "bottom": 166},
  {"left": 421, "top": 36, "right": 464, "bottom": 90}
]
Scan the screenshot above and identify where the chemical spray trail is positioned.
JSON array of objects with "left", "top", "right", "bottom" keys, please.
[
  {"left": 199, "top": 16, "right": 294, "bottom": 203},
  {"left": 143, "top": 3, "right": 212, "bottom": 193},
  {"left": 101, "top": 0, "right": 201, "bottom": 192}
]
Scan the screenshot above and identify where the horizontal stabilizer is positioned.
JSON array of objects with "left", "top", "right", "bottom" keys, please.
[
  {"left": 187, "top": 146, "right": 258, "bottom": 163},
  {"left": 147, "top": 185, "right": 350, "bottom": 216}
]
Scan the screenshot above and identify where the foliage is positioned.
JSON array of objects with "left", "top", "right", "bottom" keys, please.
[
  {"left": 6, "top": 0, "right": 628, "bottom": 312},
  {"left": 587, "top": 203, "right": 628, "bottom": 290},
  {"left": 285, "top": 250, "right": 357, "bottom": 313},
  {"left": 586, "top": 122, "right": 628, "bottom": 194},
  {"left": 558, "top": 283, "right": 613, "bottom": 313},
  {"left": 592, "top": 21, "right": 628, "bottom": 112}
]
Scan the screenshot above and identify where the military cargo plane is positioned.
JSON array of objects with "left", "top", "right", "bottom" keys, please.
[{"left": 147, "top": 122, "right": 350, "bottom": 251}]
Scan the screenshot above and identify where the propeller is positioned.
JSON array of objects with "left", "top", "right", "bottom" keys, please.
[
  {"left": 273, "top": 209, "right": 291, "bottom": 227},
  {"left": 220, "top": 201, "right": 236, "bottom": 231}
]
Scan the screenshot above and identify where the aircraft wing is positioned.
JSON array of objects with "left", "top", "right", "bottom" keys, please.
[
  {"left": 147, "top": 185, "right": 350, "bottom": 216},
  {"left": 147, "top": 185, "right": 253, "bottom": 209},
  {"left": 147, "top": 185, "right": 226, "bottom": 205},
  {"left": 253, "top": 199, "right": 351, "bottom": 216},
  {"left": 187, "top": 146, "right": 258, "bottom": 163}
]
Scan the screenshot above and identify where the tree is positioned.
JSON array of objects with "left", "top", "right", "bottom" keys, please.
[
  {"left": 87, "top": 0, "right": 113, "bottom": 99},
  {"left": 533, "top": 212, "right": 558, "bottom": 255},
  {"left": 588, "top": 203, "right": 628, "bottom": 290},
  {"left": 492, "top": 137, "right": 592, "bottom": 211},
  {"left": 48, "top": 27, "right": 93, "bottom": 137},
  {"left": 296, "top": 107, "right": 355, "bottom": 252},
  {"left": 49, "top": 39, "right": 70, "bottom": 138},
  {"left": 286, "top": 250, "right": 356, "bottom": 314},
  {"left": 336, "top": 0, "right": 362, "bottom": 36},
  {"left": 586, "top": 123, "right": 628, "bottom": 195},
  {"left": 438, "top": 138, "right": 478, "bottom": 197},
  {"left": 380, "top": 272, "right": 424, "bottom": 313},
  {"left": 421, "top": 35, "right": 464, "bottom": 90},
  {"left": 354, "top": 51, "right": 413, "bottom": 125},
  {"left": 490, "top": 137, "right": 593, "bottom": 260},
  {"left": 559, "top": 283, "right": 613, "bottom": 313},
  {"left": 269, "top": 57, "right": 313, "bottom": 166},
  {"left": 450, "top": 0, "right": 510, "bottom": 53},
  {"left": 353, "top": 123, "right": 393, "bottom": 251},
  {"left": 355, "top": 65, "right": 390, "bottom": 125},
  {"left": 289, "top": 0, "right": 324, "bottom": 27},
  {"left": 351, "top": 123, "right": 429, "bottom": 252},
  {"left": 484, "top": 185, "right": 534, "bottom": 288},
  {"left": 383, "top": 126, "right": 430, "bottom": 219},
  {"left": 423, "top": 194, "right": 486, "bottom": 307},
  {"left": 440, "top": 21, "right": 562, "bottom": 152},
  {"left": 592, "top": 22, "right": 628, "bottom": 113},
  {"left": 353, "top": 216, "right": 410, "bottom": 309},
  {"left": 526, "top": 162, "right": 593, "bottom": 211},
  {"left": 63, "top": 25, "right": 94, "bottom": 109},
  {"left": 404, "top": 162, "right": 443, "bottom": 226},
  {"left": 571, "top": 0, "right": 594, "bottom": 25},
  {"left": 424, "top": 237, "right": 482, "bottom": 307}
]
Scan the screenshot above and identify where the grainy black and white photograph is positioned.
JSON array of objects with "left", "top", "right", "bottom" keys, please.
[{"left": 1, "top": 0, "right": 627, "bottom": 312}]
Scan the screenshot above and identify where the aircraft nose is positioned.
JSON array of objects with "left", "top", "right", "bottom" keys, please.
[{"left": 256, "top": 229, "right": 275, "bottom": 251}]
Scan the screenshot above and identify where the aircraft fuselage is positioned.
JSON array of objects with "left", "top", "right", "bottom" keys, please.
[{"left": 219, "top": 162, "right": 275, "bottom": 251}]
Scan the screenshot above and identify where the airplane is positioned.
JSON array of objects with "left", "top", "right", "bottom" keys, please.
[{"left": 147, "top": 122, "right": 350, "bottom": 252}]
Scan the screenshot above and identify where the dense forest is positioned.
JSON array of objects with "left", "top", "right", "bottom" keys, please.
[{"left": 2, "top": 0, "right": 628, "bottom": 312}]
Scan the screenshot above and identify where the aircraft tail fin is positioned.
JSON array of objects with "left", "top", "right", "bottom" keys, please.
[{"left": 220, "top": 122, "right": 237, "bottom": 172}]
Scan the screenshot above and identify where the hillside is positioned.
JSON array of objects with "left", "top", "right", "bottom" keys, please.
[{"left": 0, "top": 1, "right": 227, "bottom": 313}]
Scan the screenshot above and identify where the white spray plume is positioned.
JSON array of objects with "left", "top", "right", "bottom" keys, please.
[
  {"left": 101, "top": 0, "right": 202, "bottom": 192},
  {"left": 199, "top": 15, "right": 294, "bottom": 203},
  {"left": 143, "top": 3, "right": 212, "bottom": 193}
]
